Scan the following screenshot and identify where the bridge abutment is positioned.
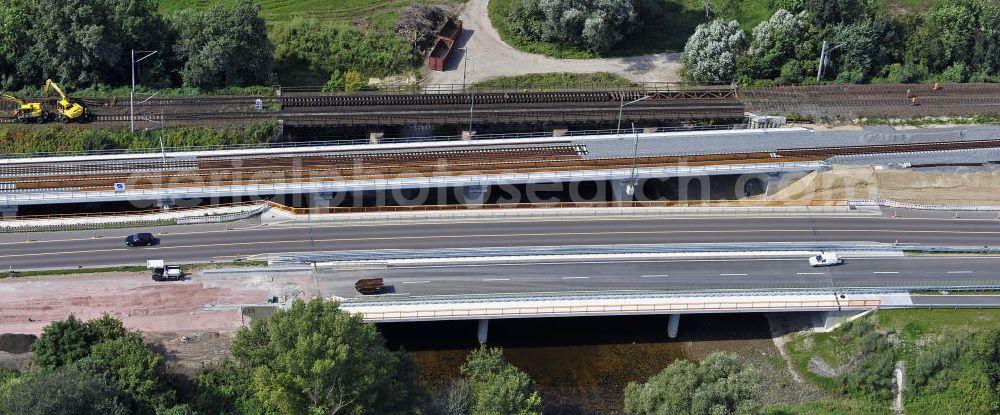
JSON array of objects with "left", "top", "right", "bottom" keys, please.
[
  {"left": 667, "top": 314, "right": 680, "bottom": 338},
  {"left": 0, "top": 205, "right": 17, "bottom": 218}
]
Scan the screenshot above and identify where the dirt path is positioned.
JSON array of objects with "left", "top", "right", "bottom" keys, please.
[{"left": 424, "top": 0, "right": 682, "bottom": 85}]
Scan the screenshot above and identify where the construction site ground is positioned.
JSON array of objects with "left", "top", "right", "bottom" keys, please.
[
  {"left": 0, "top": 268, "right": 319, "bottom": 374},
  {"left": 765, "top": 165, "right": 1000, "bottom": 205}
]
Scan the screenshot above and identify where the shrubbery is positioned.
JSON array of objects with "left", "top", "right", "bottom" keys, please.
[
  {"left": 501, "top": 0, "right": 648, "bottom": 53},
  {"left": 684, "top": 0, "right": 1000, "bottom": 85},
  {"left": 0, "top": 122, "right": 279, "bottom": 155}
]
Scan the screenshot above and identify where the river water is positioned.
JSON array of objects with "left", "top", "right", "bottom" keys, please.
[{"left": 379, "top": 313, "right": 776, "bottom": 414}]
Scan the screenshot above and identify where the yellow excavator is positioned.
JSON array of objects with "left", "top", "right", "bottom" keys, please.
[
  {"left": 0, "top": 93, "right": 48, "bottom": 123},
  {"left": 44, "top": 79, "right": 87, "bottom": 122}
]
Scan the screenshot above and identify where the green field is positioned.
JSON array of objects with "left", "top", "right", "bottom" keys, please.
[{"left": 474, "top": 72, "right": 639, "bottom": 90}]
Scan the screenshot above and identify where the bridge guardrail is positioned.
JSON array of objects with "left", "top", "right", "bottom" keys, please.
[
  {"left": 353, "top": 299, "right": 882, "bottom": 321},
  {"left": 850, "top": 198, "right": 1000, "bottom": 212}
]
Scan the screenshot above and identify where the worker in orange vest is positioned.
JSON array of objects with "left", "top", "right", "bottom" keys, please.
[
  {"left": 933, "top": 82, "right": 940, "bottom": 91},
  {"left": 911, "top": 96, "right": 920, "bottom": 106}
]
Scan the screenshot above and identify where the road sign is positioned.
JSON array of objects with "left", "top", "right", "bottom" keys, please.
[{"left": 114, "top": 183, "right": 126, "bottom": 192}]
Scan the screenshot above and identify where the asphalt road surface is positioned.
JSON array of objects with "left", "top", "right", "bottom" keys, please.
[
  {"left": 2, "top": 215, "right": 999, "bottom": 270},
  {"left": 319, "top": 256, "right": 1000, "bottom": 298}
]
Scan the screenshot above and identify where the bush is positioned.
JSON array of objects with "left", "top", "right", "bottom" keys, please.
[
  {"left": 778, "top": 59, "right": 806, "bottom": 84},
  {"left": 624, "top": 352, "right": 760, "bottom": 415},
  {"left": 272, "top": 19, "right": 416, "bottom": 78},
  {"left": 938, "top": 63, "right": 970, "bottom": 83},
  {"left": 911, "top": 334, "right": 968, "bottom": 387},
  {"left": 0, "top": 123, "right": 279, "bottom": 155},
  {"left": 879, "top": 63, "right": 929, "bottom": 84}
]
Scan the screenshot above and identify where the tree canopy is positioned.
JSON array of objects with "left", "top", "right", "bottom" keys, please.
[
  {"left": 171, "top": 0, "right": 274, "bottom": 89},
  {"left": 502, "top": 0, "right": 645, "bottom": 53},
  {"left": 460, "top": 346, "right": 543, "bottom": 415},
  {"left": 624, "top": 352, "right": 760, "bottom": 415},
  {"left": 227, "top": 298, "right": 424, "bottom": 415},
  {"left": 682, "top": 18, "right": 748, "bottom": 83}
]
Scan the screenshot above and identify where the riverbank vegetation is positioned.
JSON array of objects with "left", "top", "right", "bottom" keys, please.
[
  {"left": 0, "top": 300, "right": 544, "bottom": 415},
  {"left": 785, "top": 309, "right": 1000, "bottom": 414}
]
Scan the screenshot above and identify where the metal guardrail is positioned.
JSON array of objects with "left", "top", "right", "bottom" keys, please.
[
  {"left": 268, "top": 199, "right": 845, "bottom": 215},
  {"left": 0, "top": 202, "right": 269, "bottom": 232},
  {"left": 352, "top": 299, "right": 882, "bottom": 321},
  {"left": 176, "top": 203, "right": 270, "bottom": 224},
  {"left": 850, "top": 198, "right": 1000, "bottom": 212}
]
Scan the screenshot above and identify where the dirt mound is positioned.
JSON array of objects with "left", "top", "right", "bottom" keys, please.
[
  {"left": 767, "top": 166, "right": 1000, "bottom": 205},
  {"left": 0, "top": 333, "right": 37, "bottom": 354}
]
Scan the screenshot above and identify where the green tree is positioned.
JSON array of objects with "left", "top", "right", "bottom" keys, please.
[
  {"left": 828, "top": 17, "right": 899, "bottom": 82},
  {"left": 461, "top": 346, "right": 543, "bottom": 415},
  {"left": 229, "top": 298, "right": 424, "bottom": 415},
  {"left": 906, "top": 0, "right": 1000, "bottom": 74},
  {"left": 624, "top": 352, "right": 760, "bottom": 415},
  {"left": 745, "top": 9, "right": 816, "bottom": 81},
  {"left": 172, "top": 0, "right": 274, "bottom": 89},
  {"left": 0, "top": 365, "right": 137, "bottom": 415},
  {"left": 77, "top": 333, "right": 177, "bottom": 412},
  {"left": 504, "top": 0, "right": 644, "bottom": 53},
  {"left": 192, "top": 361, "right": 265, "bottom": 415},
  {"left": 31, "top": 314, "right": 126, "bottom": 368},
  {"left": 682, "top": 18, "right": 748, "bottom": 83},
  {"left": 15, "top": 0, "right": 172, "bottom": 89}
]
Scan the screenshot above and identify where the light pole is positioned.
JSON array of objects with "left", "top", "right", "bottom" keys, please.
[
  {"left": 131, "top": 50, "right": 157, "bottom": 133},
  {"left": 626, "top": 122, "right": 641, "bottom": 196},
  {"left": 462, "top": 49, "right": 485, "bottom": 135},
  {"left": 815, "top": 41, "right": 844, "bottom": 81},
  {"left": 617, "top": 94, "right": 651, "bottom": 134}
]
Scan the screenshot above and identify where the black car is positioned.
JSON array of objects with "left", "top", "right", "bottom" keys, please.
[{"left": 125, "top": 233, "right": 157, "bottom": 247}]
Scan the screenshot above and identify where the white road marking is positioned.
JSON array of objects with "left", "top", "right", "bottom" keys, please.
[
  {"left": 947, "top": 271, "right": 973, "bottom": 274},
  {"left": 797, "top": 272, "right": 824, "bottom": 275},
  {"left": 482, "top": 278, "right": 511, "bottom": 281},
  {"left": 873, "top": 271, "right": 899, "bottom": 274},
  {"left": 401, "top": 280, "right": 431, "bottom": 284},
  {"left": 641, "top": 274, "right": 670, "bottom": 278},
  {"left": 562, "top": 276, "right": 590, "bottom": 279},
  {"left": 720, "top": 273, "right": 748, "bottom": 276}
]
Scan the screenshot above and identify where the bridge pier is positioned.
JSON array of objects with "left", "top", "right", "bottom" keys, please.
[
  {"left": 156, "top": 198, "right": 175, "bottom": 212},
  {"left": 368, "top": 129, "right": 385, "bottom": 144},
  {"left": 667, "top": 314, "right": 680, "bottom": 338},
  {"left": 0, "top": 205, "right": 17, "bottom": 218},
  {"left": 477, "top": 319, "right": 489, "bottom": 344},
  {"left": 611, "top": 179, "right": 636, "bottom": 201},
  {"left": 462, "top": 184, "right": 487, "bottom": 205},
  {"left": 310, "top": 192, "right": 334, "bottom": 211}
]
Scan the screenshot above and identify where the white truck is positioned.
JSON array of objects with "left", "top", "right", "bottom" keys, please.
[{"left": 147, "top": 260, "right": 183, "bottom": 281}]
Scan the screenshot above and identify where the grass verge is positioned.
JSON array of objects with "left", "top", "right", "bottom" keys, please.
[
  {"left": 0, "top": 261, "right": 269, "bottom": 280},
  {"left": 474, "top": 72, "right": 639, "bottom": 90}
]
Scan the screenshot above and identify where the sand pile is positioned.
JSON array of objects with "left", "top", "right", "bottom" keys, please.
[{"left": 766, "top": 166, "right": 1000, "bottom": 205}]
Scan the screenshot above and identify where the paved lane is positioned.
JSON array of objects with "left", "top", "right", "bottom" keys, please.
[
  {"left": 320, "top": 256, "right": 1000, "bottom": 298},
  {"left": 2, "top": 216, "right": 999, "bottom": 270}
]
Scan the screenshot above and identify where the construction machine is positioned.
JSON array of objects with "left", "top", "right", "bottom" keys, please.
[
  {"left": 1, "top": 93, "right": 47, "bottom": 123},
  {"left": 44, "top": 79, "right": 87, "bottom": 122}
]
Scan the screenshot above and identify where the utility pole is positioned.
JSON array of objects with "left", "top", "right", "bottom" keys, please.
[
  {"left": 816, "top": 41, "right": 844, "bottom": 81},
  {"left": 617, "top": 95, "right": 652, "bottom": 134},
  {"left": 131, "top": 50, "right": 157, "bottom": 133}
]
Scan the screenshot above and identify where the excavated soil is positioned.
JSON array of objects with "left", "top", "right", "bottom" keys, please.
[{"left": 766, "top": 166, "right": 1000, "bottom": 205}]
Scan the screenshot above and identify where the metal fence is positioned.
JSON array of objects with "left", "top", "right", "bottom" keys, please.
[{"left": 850, "top": 198, "right": 1000, "bottom": 212}]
